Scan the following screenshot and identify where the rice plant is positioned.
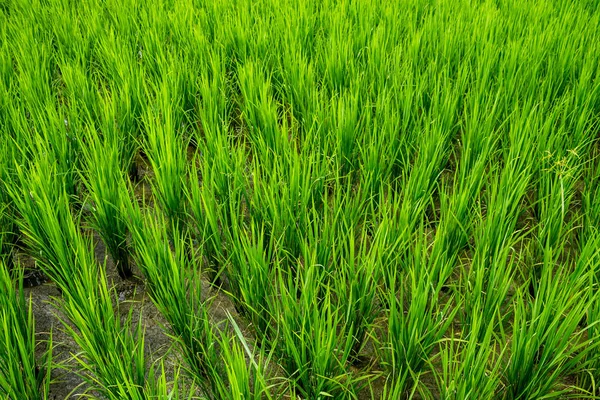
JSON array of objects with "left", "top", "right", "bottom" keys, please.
[
  {"left": 127, "top": 204, "right": 219, "bottom": 391},
  {"left": 502, "top": 257, "right": 600, "bottom": 399},
  {"left": 0, "top": 260, "right": 52, "bottom": 400},
  {"left": 431, "top": 314, "right": 505, "bottom": 399},
  {"left": 78, "top": 126, "right": 133, "bottom": 279},
  {"left": 270, "top": 258, "right": 359, "bottom": 399},
  {"left": 381, "top": 228, "right": 458, "bottom": 397},
  {"left": 142, "top": 72, "right": 190, "bottom": 231}
]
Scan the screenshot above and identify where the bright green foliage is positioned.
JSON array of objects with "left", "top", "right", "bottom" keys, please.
[
  {"left": 0, "top": 261, "right": 52, "bottom": 400},
  {"left": 1, "top": 0, "right": 600, "bottom": 398},
  {"left": 79, "top": 127, "right": 133, "bottom": 278}
]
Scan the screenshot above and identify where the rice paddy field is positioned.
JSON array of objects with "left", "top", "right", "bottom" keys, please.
[{"left": 1, "top": 0, "right": 600, "bottom": 398}]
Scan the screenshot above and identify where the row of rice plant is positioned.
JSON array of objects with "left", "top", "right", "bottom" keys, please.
[{"left": 4, "top": 144, "right": 185, "bottom": 398}]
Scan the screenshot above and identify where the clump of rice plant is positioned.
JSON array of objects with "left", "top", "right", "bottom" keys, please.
[
  {"left": 127, "top": 205, "right": 219, "bottom": 389},
  {"left": 210, "top": 315, "right": 275, "bottom": 400},
  {"left": 0, "top": 140, "right": 17, "bottom": 270},
  {"left": 431, "top": 313, "right": 505, "bottom": 399},
  {"left": 78, "top": 127, "right": 133, "bottom": 279},
  {"left": 269, "top": 255, "right": 360, "bottom": 399},
  {"left": 0, "top": 203, "right": 15, "bottom": 271},
  {"left": 225, "top": 222, "right": 277, "bottom": 342},
  {"left": 186, "top": 145, "right": 246, "bottom": 284},
  {"left": 0, "top": 260, "right": 53, "bottom": 400},
  {"left": 381, "top": 228, "right": 458, "bottom": 397},
  {"left": 463, "top": 108, "right": 537, "bottom": 333},
  {"left": 142, "top": 77, "right": 189, "bottom": 231},
  {"left": 502, "top": 257, "right": 600, "bottom": 399},
  {"left": 334, "top": 222, "right": 383, "bottom": 362},
  {"left": 578, "top": 157, "right": 600, "bottom": 395}
]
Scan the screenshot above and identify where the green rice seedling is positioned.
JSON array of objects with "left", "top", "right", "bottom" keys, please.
[
  {"left": 142, "top": 79, "right": 189, "bottom": 230},
  {"left": 47, "top": 1, "right": 96, "bottom": 65},
  {"left": 576, "top": 227, "right": 600, "bottom": 396},
  {"left": 334, "top": 221, "right": 383, "bottom": 362},
  {"left": 425, "top": 105, "right": 499, "bottom": 291},
  {"left": 270, "top": 255, "right": 359, "bottom": 399},
  {"left": 8, "top": 155, "right": 79, "bottom": 288},
  {"left": 130, "top": 201, "right": 276, "bottom": 399},
  {"left": 209, "top": 315, "right": 275, "bottom": 400},
  {"left": 96, "top": 87, "right": 141, "bottom": 181},
  {"left": 576, "top": 157, "right": 600, "bottom": 394},
  {"left": 357, "top": 87, "right": 406, "bottom": 197},
  {"left": 530, "top": 145, "right": 582, "bottom": 276},
  {"left": 57, "top": 56, "right": 100, "bottom": 127},
  {"left": 0, "top": 210, "right": 12, "bottom": 270},
  {"left": 439, "top": 91, "right": 500, "bottom": 236},
  {"left": 8, "top": 20, "right": 54, "bottom": 119},
  {"left": 187, "top": 161, "right": 229, "bottom": 281},
  {"left": 186, "top": 144, "right": 247, "bottom": 283},
  {"left": 78, "top": 127, "right": 133, "bottom": 279},
  {"left": 246, "top": 151, "right": 325, "bottom": 269},
  {"left": 276, "top": 46, "right": 318, "bottom": 134},
  {"left": 402, "top": 69, "right": 466, "bottom": 196},
  {"left": 372, "top": 71, "right": 466, "bottom": 290},
  {"left": 316, "top": 14, "right": 357, "bottom": 96},
  {"left": 127, "top": 205, "right": 221, "bottom": 396},
  {"left": 237, "top": 61, "right": 287, "bottom": 158},
  {"left": 0, "top": 16, "right": 11, "bottom": 88},
  {"left": 464, "top": 191, "right": 519, "bottom": 338},
  {"left": 136, "top": 5, "right": 199, "bottom": 117},
  {"left": 530, "top": 98, "right": 591, "bottom": 266},
  {"left": 194, "top": 49, "right": 231, "bottom": 148},
  {"left": 502, "top": 254, "right": 600, "bottom": 399},
  {"left": 463, "top": 105, "right": 537, "bottom": 332},
  {"left": 0, "top": 163, "right": 16, "bottom": 270},
  {"left": 161, "top": 8, "right": 208, "bottom": 117},
  {"left": 93, "top": 32, "right": 144, "bottom": 178},
  {"left": 57, "top": 278, "right": 154, "bottom": 399},
  {"left": 331, "top": 89, "right": 362, "bottom": 178},
  {"left": 6, "top": 22, "right": 79, "bottom": 198},
  {"left": 192, "top": 54, "right": 241, "bottom": 251},
  {"left": 21, "top": 104, "right": 81, "bottom": 201},
  {"left": 136, "top": 11, "right": 171, "bottom": 85},
  {"left": 0, "top": 260, "right": 53, "bottom": 400},
  {"left": 226, "top": 221, "right": 277, "bottom": 342},
  {"left": 431, "top": 309, "right": 505, "bottom": 399},
  {"left": 370, "top": 191, "right": 411, "bottom": 293},
  {"left": 381, "top": 227, "right": 458, "bottom": 397}
]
